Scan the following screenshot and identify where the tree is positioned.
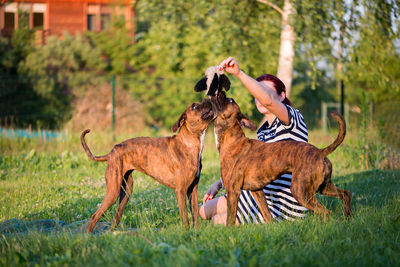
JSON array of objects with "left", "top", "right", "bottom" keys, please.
[
  {"left": 344, "top": 0, "right": 400, "bottom": 104},
  {"left": 18, "top": 33, "right": 106, "bottom": 128},
  {"left": 257, "top": 0, "right": 296, "bottom": 97},
  {"left": 130, "top": 0, "right": 140, "bottom": 44},
  {"left": 86, "top": 16, "right": 136, "bottom": 75},
  {"left": 128, "top": 0, "right": 281, "bottom": 126},
  {"left": 0, "top": 14, "right": 39, "bottom": 129}
]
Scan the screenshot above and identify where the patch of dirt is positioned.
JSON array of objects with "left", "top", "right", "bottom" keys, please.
[
  {"left": 378, "top": 147, "right": 400, "bottom": 170},
  {"left": 67, "top": 84, "right": 146, "bottom": 134}
]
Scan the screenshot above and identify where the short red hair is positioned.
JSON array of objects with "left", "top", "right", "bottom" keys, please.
[{"left": 255, "top": 74, "right": 292, "bottom": 106}]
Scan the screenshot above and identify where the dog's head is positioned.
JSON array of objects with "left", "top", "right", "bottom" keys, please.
[
  {"left": 172, "top": 98, "right": 215, "bottom": 133},
  {"left": 212, "top": 91, "right": 257, "bottom": 134}
]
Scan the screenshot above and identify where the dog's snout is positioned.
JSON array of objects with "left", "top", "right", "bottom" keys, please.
[{"left": 201, "top": 103, "right": 215, "bottom": 121}]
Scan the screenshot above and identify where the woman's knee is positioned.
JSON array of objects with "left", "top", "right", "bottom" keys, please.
[{"left": 199, "top": 205, "right": 207, "bottom": 220}]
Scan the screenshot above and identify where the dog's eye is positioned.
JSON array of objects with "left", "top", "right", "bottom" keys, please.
[
  {"left": 229, "top": 99, "right": 233, "bottom": 103},
  {"left": 192, "top": 104, "right": 198, "bottom": 110}
]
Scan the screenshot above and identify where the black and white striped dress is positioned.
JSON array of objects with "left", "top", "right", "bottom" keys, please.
[{"left": 235, "top": 104, "right": 309, "bottom": 224}]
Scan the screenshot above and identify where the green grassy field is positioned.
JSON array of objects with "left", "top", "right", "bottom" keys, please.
[{"left": 1, "top": 128, "right": 399, "bottom": 266}]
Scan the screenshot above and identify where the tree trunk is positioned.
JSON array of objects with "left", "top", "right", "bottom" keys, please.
[
  {"left": 276, "top": 0, "right": 295, "bottom": 98},
  {"left": 257, "top": 0, "right": 296, "bottom": 97}
]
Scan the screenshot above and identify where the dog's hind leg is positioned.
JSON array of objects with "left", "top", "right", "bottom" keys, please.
[
  {"left": 291, "top": 172, "right": 331, "bottom": 221},
  {"left": 87, "top": 166, "right": 122, "bottom": 233},
  {"left": 112, "top": 170, "right": 134, "bottom": 229},
  {"left": 320, "top": 182, "right": 352, "bottom": 217},
  {"left": 318, "top": 158, "right": 352, "bottom": 217},
  {"left": 251, "top": 190, "right": 273, "bottom": 223}
]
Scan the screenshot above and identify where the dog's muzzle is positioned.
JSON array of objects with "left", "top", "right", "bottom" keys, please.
[
  {"left": 201, "top": 106, "right": 215, "bottom": 121},
  {"left": 210, "top": 91, "right": 227, "bottom": 115}
]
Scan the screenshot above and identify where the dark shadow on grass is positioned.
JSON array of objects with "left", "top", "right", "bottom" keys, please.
[
  {"left": 0, "top": 187, "right": 183, "bottom": 235},
  {"left": 318, "top": 169, "right": 400, "bottom": 212}
]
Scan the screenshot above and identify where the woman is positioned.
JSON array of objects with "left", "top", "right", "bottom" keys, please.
[{"left": 200, "top": 57, "right": 309, "bottom": 225}]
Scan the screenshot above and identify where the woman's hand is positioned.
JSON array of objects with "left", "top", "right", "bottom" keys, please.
[
  {"left": 202, "top": 180, "right": 222, "bottom": 204},
  {"left": 219, "top": 57, "right": 240, "bottom": 76}
]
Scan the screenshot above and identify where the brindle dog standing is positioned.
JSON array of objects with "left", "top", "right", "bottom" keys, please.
[
  {"left": 211, "top": 92, "right": 352, "bottom": 226},
  {"left": 81, "top": 99, "right": 214, "bottom": 233}
]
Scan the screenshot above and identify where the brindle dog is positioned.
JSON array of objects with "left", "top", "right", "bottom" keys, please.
[
  {"left": 81, "top": 99, "right": 214, "bottom": 232},
  {"left": 211, "top": 92, "right": 352, "bottom": 226}
]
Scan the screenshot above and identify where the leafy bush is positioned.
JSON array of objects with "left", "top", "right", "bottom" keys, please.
[{"left": 17, "top": 33, "right": 107, "bottom": 128}]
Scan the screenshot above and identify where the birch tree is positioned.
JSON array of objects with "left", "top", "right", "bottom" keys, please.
[{"left": 257, "top": 0, "right": 296, "bottom": 97}]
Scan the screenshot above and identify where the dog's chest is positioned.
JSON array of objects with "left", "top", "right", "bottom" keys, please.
[
  {"left": 196, "top": 129, "right": 206, "bottom": 177},
  {"left": 214, "top": 127, "right": 219, "bottom": 149},
  {"left": 199, "top": 129, "right": 206, "bottom": 160}
]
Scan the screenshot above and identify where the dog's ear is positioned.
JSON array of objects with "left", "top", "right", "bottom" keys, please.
[
  {"left": 207, "top": 73, "right": 219, "bottom": 96},
  {"left": 239, "top": 114, "right": 257, "bottom": 131},
  {"left": 194, "top": 77, "right": 207, "bottom": 92},
  {"left": 219, "top": 74, "right": 231, "bottom": 92},
  {"left": 172, "top": 112, "right": 186, "bottom": 132}
]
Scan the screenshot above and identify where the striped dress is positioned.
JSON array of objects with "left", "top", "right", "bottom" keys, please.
[{"left": 235, "top": 104, "right": 309, "bottom": 224}]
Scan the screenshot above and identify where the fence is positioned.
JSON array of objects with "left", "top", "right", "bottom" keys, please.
[{"left": 0, "top": 127, "right": 64, "bottom": 140}]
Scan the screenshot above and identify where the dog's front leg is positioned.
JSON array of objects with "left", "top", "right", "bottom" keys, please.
[
  {"left": 226, "top": 189, "right": 240, "bottom": 226},
  {"left": 175, "top": 188, "right": 190, "bottom": 229},
  {"left": 251, "top": 190, "right": 273, "bottom": 223},
  {"left": 188, "top": 185, "right": 200, "bottom": 228}
]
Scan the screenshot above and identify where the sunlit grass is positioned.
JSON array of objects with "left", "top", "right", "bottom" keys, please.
[{"left": 0, "top": 128, "right": 399, "bottom": 266}]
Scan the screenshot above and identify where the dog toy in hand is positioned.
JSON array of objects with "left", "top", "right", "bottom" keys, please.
[{"left": 194, "top": 66, "right": 231, "bottom": 96}]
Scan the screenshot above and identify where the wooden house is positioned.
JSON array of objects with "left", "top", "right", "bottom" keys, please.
[{"left": 0, "top": 0, "right": 136, "bottom": 45}]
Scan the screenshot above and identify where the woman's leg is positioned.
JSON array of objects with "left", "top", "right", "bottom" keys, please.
[
  {"left": 211, "top": 211, "right": 240, "bottom": 226},
  {"left": 199, "top": 196, "right": 239, "bottom": 225},
  {"left": 199, "top": 196, "right": 227, "bottom": 220}
]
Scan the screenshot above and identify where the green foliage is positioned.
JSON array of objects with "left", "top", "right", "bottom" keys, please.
[
  {"left": 10, "top": 15, "right": 35, "bottom": 67},
  {"left": 0, "top": 11, "right": 34, "bottom": 74},
  {"left": 292, "top": 0, "right": 360, "bottom": 93},
  {"left": 1, "top": 0, "right": 399, "bottom": 130},
  {"left": 16, "top": 33, "right": 107, "bottom": 128},
  {"left": 19, "top": 32, "right": 106, "bottom": 99},
  {"left": 0, "top": 36, "right": 14, "bottom": 72},
  {"left": 86, "top": 16, "right": 135, "bottom": 75},
  {"left": 293, "top": 0, "right": 399, "bottom": 105},
  {"left": 291, "top": 59, "right": 336, "bottom": 128},
  {"left": 292, "top": 0, "right": 334, "bottom": 89},
  {"left": 0, "top": 20, "right": 45, "bottom": 129},
  {"left": 344, "top": 1, "right": 400, "bottom": 103},
  {"left": 126, "top": 0, "right": 282, "bottom": 126}
]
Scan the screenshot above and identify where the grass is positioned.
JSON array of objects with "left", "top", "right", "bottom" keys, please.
[{"left": 0, "top": 127, "right": 399, "bottom": 266}]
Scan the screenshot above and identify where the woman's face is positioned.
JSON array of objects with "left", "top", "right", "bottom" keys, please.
[
  {"left": 255, "top": 98, "right": 269, "bottom": 115},
  {"left": 255, "top": 80, "right": 285, "bottom": 115}
]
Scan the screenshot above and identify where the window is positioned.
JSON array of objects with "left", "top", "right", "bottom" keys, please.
[
  {"left": 33, "top": 13, "right": 44, "bottom": 29},
  {"left": 4, "top": 12, "right": 15, "bottom": 29},
  {"left": 100, "top": 14, "right": 111, "bottom": 30},
  {"left": 87, "top": 14, "right": 97, "bottom": 31},
  {"left": 32, "top": 3, "right": 45, "bottom": 30}
]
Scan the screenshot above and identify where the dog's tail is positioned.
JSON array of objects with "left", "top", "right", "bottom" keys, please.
[
  {"left": 81, "top": 129, "right": 108, "bottom": 162},
  {"left": 320, "top": 111, "right": 346, "bottom": 157}
]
